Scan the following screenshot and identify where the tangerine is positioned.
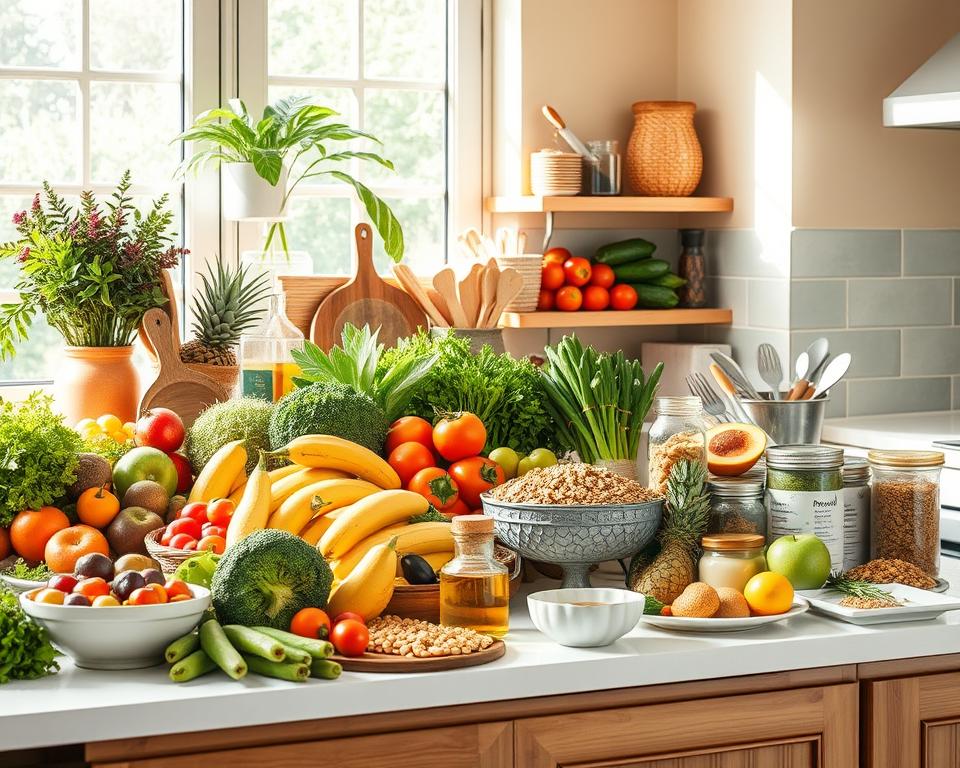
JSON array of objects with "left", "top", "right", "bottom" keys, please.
[
  {"left": 743, "top": 571, "right": 794, "bottom": 616},
  {"left": 76, "top": 485, "right": 120, "bottom": 528},
  {"left": 10, "top": 507, "right": 70, "bottom": 562}
]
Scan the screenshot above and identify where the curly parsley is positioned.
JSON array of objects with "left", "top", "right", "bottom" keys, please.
[{"left": 0, "top": 586, "right": 59, "bottom": 683}]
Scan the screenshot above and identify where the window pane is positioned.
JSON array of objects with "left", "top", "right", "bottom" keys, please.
[
  {"left": 372, "top": 196, "right": 443, "bottom": 274},
  {"left": 90, "top": 81, "right": 182, "bottom": 185},
  {"left": 90, "top": 0, "right": 181, "bottom": 72},
  {"left": 268, "top": 0, "right": 357, "bottom": 79},
  {"left": 0, "top": 80, "right": 80, "bottom": 183},
  {"left": 363, "top": 0, "right": 445, "bottom": 82},
  {"left": 282, "top": 196, "right": 353, "bottom": 274},
  {"left": 0, "top": 0, "right": 81, "bottom": 69},
  {"left": 362, "top": 89, "right": 444, "bottom": 186},
  {"left": 0, "top": 314, "right": 64, "bottom": 383}
]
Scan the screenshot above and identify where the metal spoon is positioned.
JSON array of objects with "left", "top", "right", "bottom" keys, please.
[
  {"left": 804, "top": 337, "right": 830, "bottom": 382},
  {"left": 811, "top": 353, "right": 851, "bottom": 398},
  {"left": 757, "top": 343, "right": 785, "bottom": 399}
]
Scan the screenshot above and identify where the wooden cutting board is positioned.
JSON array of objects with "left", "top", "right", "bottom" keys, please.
[
  {"left": 310, "top": 224, "right": 426, "bottom": 350},
  {"left": 139, "top": 269, "right": 179, "bottom": 367},
  {"left": 139, "top": 308, "right": 227, "bottom": 426},
  {"left": 331, "top": 639, "right": 505, "bottom": 673}
]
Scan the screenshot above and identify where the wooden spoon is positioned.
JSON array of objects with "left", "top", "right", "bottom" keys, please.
[
  {"left": 483, "top": 267, "right": 523, "bottom": 328},
  {"left": 433, "top": 268, "right": 469, "bottom": 328},
  {"left": 427, "top": 287, "right": 454, "bottom": 326},
  {"left": 457, "top": 263, "right": 483, "bottom": 328},
  {"left": 477, "top": 264, "right": 500, "bottom": 327},
  {"left": 392, "top": 264, "right": 447, "bottom": 327}
]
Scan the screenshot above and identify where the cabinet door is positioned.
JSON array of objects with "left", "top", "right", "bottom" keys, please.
[{"left": 514, "top": 684, "right": 858, "bottom": 768}]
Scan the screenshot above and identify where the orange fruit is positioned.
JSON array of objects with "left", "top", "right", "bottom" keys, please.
[
  {"left": 0, "top": 526, "right": 10, "bottom": 560},
  {"left": 743, "top": 571, "right": 794, "bottom": 616},
  {"left": 74, "top": 577, "right": 110, "bottom": 599},
  {"left": 76, "top": 485, "right": 120, "bottom": 528},
  {"left": 10, "top": 507, "right": 70, "bottom": 562},
  {"left": 44, "top": 525, "right": 110, "bottom": 574},
  {"left": 145, "top": 583, "right": 168, "bottom": 603},
  {"left": 128, "top": 587, "right": 161, "bottom": 605}
]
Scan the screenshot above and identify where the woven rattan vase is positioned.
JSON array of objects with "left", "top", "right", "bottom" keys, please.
[{"left": 625, "top": 101, "right": 702, "bottom": 197}]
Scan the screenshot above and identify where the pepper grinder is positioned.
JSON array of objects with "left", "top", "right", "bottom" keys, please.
[{"left": 678, "top": 229, "right": 706, "bottom": 308}]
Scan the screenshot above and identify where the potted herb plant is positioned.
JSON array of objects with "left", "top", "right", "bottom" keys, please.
[
  {"left": 176, "top": 97, "right": 404, "bottom": 262},
  {"left": 0, "top": 172, "right": 186, "bottom": 424}
]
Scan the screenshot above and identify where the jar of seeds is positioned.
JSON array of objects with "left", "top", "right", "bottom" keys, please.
[
  {"left": 648, "top": 396, "right": 705, "bottom": 495},
  {"left": 707, "top": 476, "right": 766, "bottom": 537}
]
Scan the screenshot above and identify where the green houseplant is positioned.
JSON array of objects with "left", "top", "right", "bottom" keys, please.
[{"left": 176, "top": 97, "right": 404, "bottom": 261}]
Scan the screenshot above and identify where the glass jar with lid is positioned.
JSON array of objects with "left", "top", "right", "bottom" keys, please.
[
  {"left": 868, "top": 449, "right": 944, "bottom": 577},
  {"left": 698, "top": 533, "right": 767, "bottom": 593},
  {"left": 585, "top": 139, "right": 621, "bottom": 195},
  {"left": 648, "top": 396, "right": 705, "bottom": 495},
  {"left": 706, "top": 477, "right": 766, "bottom": 537},
  {"left": 841, "top": 457, "right": 871, "bottom": 571}
]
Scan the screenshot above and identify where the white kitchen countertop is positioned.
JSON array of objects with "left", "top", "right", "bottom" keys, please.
[
  {"left": 4, "top": 561, "right": 960, "bottom": 752},
  {"left": 823, "top": 411, "right": 960, "bottom": 467}
]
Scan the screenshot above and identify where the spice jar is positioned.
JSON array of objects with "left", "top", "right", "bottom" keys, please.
[
  {"left": 868, "top": 450, "right": 944, "bottom": 578},
  {"left": 698, "top": 534, "right": 767, "bottom": 592},
  {"left": 585, "top": 139, "right": 621, "bottom": 195},
  {"left": 648, "top": 396, "right": 705, "bottom": 495},
  {"left": 706, "top": 477, "right": 766, "bottom": 537},
  {"left": 765, "top": 445, "right": 844, "bottom": 571},
  {"left": 440, "top": 515, "right": 510, "bottom": 638},
  {"left": 841, "top": 457, "right": 871, "bottom": 571}
]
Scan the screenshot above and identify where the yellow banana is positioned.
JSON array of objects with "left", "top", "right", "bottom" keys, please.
[
  {"left": 270, "top": 464, "right": 305, "bottom": 483},
  {"left": 269, "top": 467, "right": 352, "bottom": 511},
  {"left": 225, "top": 454, "right": 272, "bottom": 547},
  {"left": 331, "top": 521, "right": 454, "bottom": 580},
  {"left": 298, "top": 509, "right": 342, "bottom": 546},
  {"left": 188, "top": 440, "right": 247, "bottom": 503},
  {"left": 276, "top": 435, "right": 400, "bottom": 489},
  {"left": 396, "top": 550, "right": 454, "bottom": 577},
  {"left": 268, "top": 478, "right": 381, "bottom": 534},
  {"left": 325, "top": 538, "right": 398, "bottom": 621},
  {"left": 318, "top": 489, "right": 429, "bottom": 559},
  {"left": 228, "top": 469, "right": 247, "bottom": 494}
]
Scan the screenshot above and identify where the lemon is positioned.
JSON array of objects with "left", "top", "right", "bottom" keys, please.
[
  {"left": 75, "top": 417, "right": 97, "bottom": 432},
  {"left": 78, "top": 424, "right": 102, "bottom": 441},
  {"left": 110, "top": 430, "right": 130, "bottom": 444},
  {"left": 122, "top": 421, "right": 136, "bottom": 437},
  {"left": 743, "top": 571, "right": 794, "bottom": 616},
  {"left": 97, "top": 414, "right": 123, "bottom": 434}
]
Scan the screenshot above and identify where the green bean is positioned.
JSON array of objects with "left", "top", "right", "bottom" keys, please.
[
  {"left": 253, "top": 626, "right": 334, "bottom": 659},
  {"left": 310, "top": 658, "right": 342, "bottom": 680},
  {"left": 243, "top": 654, "right": 309, "bottom": 682},
  {"left": 200, "top": 619, "right": 247, "bottom": 680},
  {"left": 223, "top": 625, "right": 286, "bottom": 662}
]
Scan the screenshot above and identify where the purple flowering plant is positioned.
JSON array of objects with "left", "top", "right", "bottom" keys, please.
[{"left": 0, "top": 171, "right": 186, "bottom": 357}]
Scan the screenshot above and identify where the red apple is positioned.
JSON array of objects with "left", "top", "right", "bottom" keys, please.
[
  {"left": 167, "top": 452, "right": 193, "bottom": 494},
  {"left": 135, "top": 408, "right": 185, "bottom": 453}
]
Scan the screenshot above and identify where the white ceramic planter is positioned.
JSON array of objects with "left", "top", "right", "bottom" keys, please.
[{"left": 222, "top": 162, "right": 288, "bottom": 221}]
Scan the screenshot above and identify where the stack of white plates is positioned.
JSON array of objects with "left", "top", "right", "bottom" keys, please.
[
  {"left": 530, "top": 150, "right": 582, "bottom": 196},
  {"left": 496, "top": 255, "right": 542, "bottom": 312}
]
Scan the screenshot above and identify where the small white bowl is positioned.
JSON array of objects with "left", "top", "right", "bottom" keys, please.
[
  {"left": 528, "top": 588, "right": 645, "bottom": 647},
  {"left": 0, "top": 573, "right": 46, "bottom": 594},
  {"left": 21, "top": 585, "right": 211, "bottom": 669}
]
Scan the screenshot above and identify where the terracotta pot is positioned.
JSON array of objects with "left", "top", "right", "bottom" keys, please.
[
  {"left": 54, "top": 346, "right": 140, "bottom": 425},
  {"left": 625, "top": 101, "right": 703, "bottom": 197}
]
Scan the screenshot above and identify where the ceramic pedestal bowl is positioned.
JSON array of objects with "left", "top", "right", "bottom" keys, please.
[{"left": 479, "top": 495, "right": 663, "bottom": 588}]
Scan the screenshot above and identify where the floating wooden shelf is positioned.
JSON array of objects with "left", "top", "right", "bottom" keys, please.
[
  {"left": 498, "top": 308, "right": 733, "bottom": 329},
  {"left": 485, "top": 195, "right": 734, "bottom": 214}
]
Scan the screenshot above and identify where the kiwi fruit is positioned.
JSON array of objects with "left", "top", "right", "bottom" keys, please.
[
  {"left": 67, "top": 453, "right": 112, "bottom": 501},
  {"left": 672, "top": 582, "right": 720, "bottom": 618},
  {"left": 714, "top": 587, "right": 751, "bottom": 618},
  {"left": 166, "top": 494, "right": 187, "bottom": 523},
  {"left": 122, "top": 480, "right": 170, "bottom": 516}
]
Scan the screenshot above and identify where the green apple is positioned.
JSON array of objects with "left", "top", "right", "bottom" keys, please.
[
  {"left": 765, "top": 533, "right": 832, "bottom": 589},
  {"left": 526, "top": 448, "right": 558, "bottom": 469},
  {"left": 517, "top": 456, "right": 535, "bottom": 476},
  {"left": 488, "top": 447, "right": 520, "bottom": 479},
  {"left": 112, "top": 446, "right": 179, "bottom": 499}
]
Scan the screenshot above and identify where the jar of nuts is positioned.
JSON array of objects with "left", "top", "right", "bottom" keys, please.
[
  {"left": 648, "top": 396, "right": 706, "bottom": 494},
  {"left": 867, "top": 449, "right": 944, "bottom": 578}
]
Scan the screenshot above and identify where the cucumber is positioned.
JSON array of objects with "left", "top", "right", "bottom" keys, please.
[
  {"left": 310, "top": 658, "right": 343, "bottom": 680},
  {"left": 169, "top": 649, "right": 217, "bottom": 683},
  {"left": 223, "top": 625, "right": 286, "bottom": 662},
  {"left": 627, "top": 284, "right": 679, "bottom": 308},
  {"left": 612, "top": 259, "right": 670, "bottom": 283},
  {"left": 200, "top": 619, "right": 247, "bottom": 680},
  {"left": 253, "top": 626, "right": 334, "bottom": 659},
  {"left": 243, "top": 654, "right": 309, "bottom": 683},
  {"left": 645, "top": 273, "right": 687, "bottom": 289},
  {"left": 594, "top": 238, "right": 656, "bottom": 265},
  {"left": 164, "top": 631, "right": 199, "bottom": 664}
]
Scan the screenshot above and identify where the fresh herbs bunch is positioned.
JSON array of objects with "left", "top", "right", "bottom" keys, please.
[
  {"left": 541, "top": 335, "right": 663, "bottom": 463},
  {"left": 0, "top": 171, "right": 184, "bottom": 357},
  {"left": 0, "top": 585, "right": 59, "bottom": 684},
  {"left": 0, "top": 392, "right": 83, "bottom": 527},
  {"left": 2, "top": 559, "right": 53, "bottom": 582}
]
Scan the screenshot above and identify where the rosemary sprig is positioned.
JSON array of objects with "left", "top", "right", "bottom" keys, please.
[{"left": 825, "top": 571, "right": 901, "bottom": 604}]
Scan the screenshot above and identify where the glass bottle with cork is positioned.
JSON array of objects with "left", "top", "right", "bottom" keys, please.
[
  {"left": 440, "top": 515, "right": 509, "bottom": 637},
  {"left": 239, "top": 290, "right": 304, "bottom": 402}
]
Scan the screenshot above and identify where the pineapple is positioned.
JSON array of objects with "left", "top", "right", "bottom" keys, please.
[
  {"left": 630, "top": 459, "right": 711, "bottom": 604},
  {"left": 179, "top": 260, "right": 271, "bottom": 367}
]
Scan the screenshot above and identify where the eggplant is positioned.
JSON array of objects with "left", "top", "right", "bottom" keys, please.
[{"left": 401, "top": 554, "right": 439, "bottom": 585}]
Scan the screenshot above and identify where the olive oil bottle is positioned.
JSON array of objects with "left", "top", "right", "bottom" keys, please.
[{"left": 239, "top": 292, "right": 304, "bottom": 402}]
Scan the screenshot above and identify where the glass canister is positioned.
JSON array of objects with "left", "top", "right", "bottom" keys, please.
[
  {"left": 648, "top": 396, "right": 706, "bottom": 495},
  {"left": 585, "top": 139, "right": 621, "bottom": 195},
  {"left": 706, "top": 477, "right": 766, "bottom": 537},
  {"left": 868, "top": 450, "right": 944, "bottom": 577},
  {"left": 698, "top": 534, "right": 767, "bottom": 593},
  {"left": 440, "top": 515, "right": 510, "bottom": 638},
  {"left": 765, "top": 445, "right": 844, "bottom": 571},
  {"left": 841, "top": 457, "right": 871, "bottom": 571},
  {"left": 239, "top": 292, "right": 304, "bottom": 402}
]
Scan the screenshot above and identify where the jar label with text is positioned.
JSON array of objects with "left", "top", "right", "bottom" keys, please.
[
  {"left": 843, "top": 486, "right": 870, "bottom": 571},
  {"left": 766, "top": 489, "right": 844, "bottom": 571}
]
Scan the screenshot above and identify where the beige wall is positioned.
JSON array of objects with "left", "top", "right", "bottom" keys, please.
[{"left": 792, "top": 0, "right": 960, "bottom": 229}]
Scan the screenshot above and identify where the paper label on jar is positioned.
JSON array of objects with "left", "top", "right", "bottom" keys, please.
[
  {"left": 766, "top": 488, "right": 844, "bottom": 571},
  {"left": 843, "top": 486, "right": 870, "bottom": 571}
]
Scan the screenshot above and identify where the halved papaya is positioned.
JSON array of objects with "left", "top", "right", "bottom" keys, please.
[{"left": 705, "top": 423, "right": 766, "bottom": 476}]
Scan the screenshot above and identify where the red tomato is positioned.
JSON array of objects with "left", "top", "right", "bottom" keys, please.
[
  {"left": 385, "top": 416, "right": 435, "bottom": 455},
  {"left": 134, "top": 407, "right": 185, "bottom": 453},
  {"left": 582, "top": 285, "right": 610, "bottom": 311},
  {"left": 332, "top": 612, "right": 365, "bottom": 627},
  {"left": 206, "top": 498, "right": 234, "bottom": 527},
  {"left": 536, "top": 289, "right": 555, "bottom": 311},
  {"left": 562, "top": 257, "right": 592, "bottom": 287},
  {"left": 48, "top": 574, "right": 78, "bottom": 593},
  {"left": 543, "top": 247, "right": 571, "bottom": 266},
  {"left": 168, "top": 533, "right": 197, "bottom": 550},
  {"left": 183, "top": 540, "right": 197, "bottom": 551},
  {"left": 388, "top": 441, "right": 437, "bottom": 488},
  {"left": 180, "top": 502, "right": 208, "bottom": 524},
  {"left": 444, "top": 498, "right": 472, "bottom": 517},
  {"left": 331, "top": 619, "right": 369, "bottom": 657},
  {"left": 202, "top": 525, "right": 226, "bottom": 538},
  {"left": 167, "top": 517, "right": 202, "bottom": 540},
  {"left": 555, "top": 285, "right": 583, "bottom": 311},
  {"left": 164, "top": 578, "right": 192, "bottom": 599},
  {"left": 449, "top": 457, "right": 505, "bottom": 509},
  {"left": 609, "top": 284, "right": 638, "bottom": 311},
  {"left": 167, "top": 452, "right": 193, "bottom": 494},
  {"left": 290, "top": 607, "right": 331, "bottom": 639},
  {"left": 197, "top": 535, "right": 225, "bottom": 554},
  {"left": 408, "top": 467, "right": 460, "bottom": 510},
  {"left": 540, "top": 262, "right": 565, "bottom": 290},
  {"left": 588, "top": 263, "right": 615, "bottom": 288},
  {"left": 433, "top": 412, "right": 486, "bottom": 462}
]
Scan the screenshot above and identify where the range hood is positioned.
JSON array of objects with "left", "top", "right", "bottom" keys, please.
[{"left": 883, "top": 32, "right": 960, "bottom": 129}]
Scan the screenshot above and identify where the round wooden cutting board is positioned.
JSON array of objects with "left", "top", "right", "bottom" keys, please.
[{"left": 331, "top": 639, "right": 505, "bottom": 673}]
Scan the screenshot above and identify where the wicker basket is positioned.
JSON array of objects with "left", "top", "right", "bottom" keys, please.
[
  {"left": 495, "top": 255, "right": 542, "bottom": 312},
  {"left": 184, "top": 363, "right": 238, "bottom": 396},
  {"left": 144, "top": 527, "right": 201, "bottom": 575},
  {"left": 625, "top": 101, "right": 702, "bottom": 197}
]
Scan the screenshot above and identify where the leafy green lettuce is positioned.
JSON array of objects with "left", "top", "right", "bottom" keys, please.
[{"left": 0, "top": 586, "right": 59, "bottom": 684}]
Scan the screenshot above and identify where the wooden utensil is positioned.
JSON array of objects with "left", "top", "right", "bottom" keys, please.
[
  {"left": 427, "top": 287, "right": 454, "bottom": 326},
  {"left": 139, "top": 269, "right": 179, "bottom": 367},
  {"left": 482, "top": 267, "right": 523, "bottom": 328},
  {"left": 392, "top": 264, "right": 447, "bottom": 327},
  {"left": 477, "top": 264, "right": 500, "bottom": 327},
  {"left": 457, "top": 263, "right": 483, "bottom": 327},
  {"left": 139, "top": 308, "right": 227, "bottom": 427},
  {"left": 310, "top": 224, "right": 426, "bottom": 350},
  {"left": 433, "top": 267, "right": 469, "bottom": 328}
]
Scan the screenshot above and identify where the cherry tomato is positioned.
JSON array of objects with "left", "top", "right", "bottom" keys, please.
[
  {"left": 179, "top": 502, "right": 208, "bottom": 524},
  {"left": 183, "top": 540, "right": 197, "bottom": 551},
  {"left": 536, "top": 289, "right": 555, "bottom": 311},
  {"left": 408, "top": 467, "right": 460, "bottom": 510},
  {"left": 444, "top": 498, "right": 472, "bottom": 517},
  {"left": 164, "top": 578, "right": 192, "bottom": 599},
  {"left": 331, "top": 619, "right": 369, "bottom": 657},
  {"left": 35, "top": 588, "right": 65, "bottom": 605},
  {"left": 167, "top": 517, "right": 202, "bottom": 540},
  {"left": 385, "top": 415, "right": 435, "bottom": 455},
  {"left": 202, "top": 525, "right": 226, "bottom": 539},
  {"left": 543, "top": 247, "right": 571, "bottom": 266},
  {"left": 562, "top": 257, "right": 592, "bottom": 287},
  {"left": 588, "top": 263, "right": 615, "bottom": 288},
  {"left": 128, "top": 587, "right": 161, "bottom": 606},
  {"left": 609, "top": 283, "right": 638, "bottom": 311},
  {"left": 197, "top": 534, "right": 225, "bottom": 554},
  {"left": 388, "top": 441, "right": 437, "bottom": 487},
  {"left": 48, "top": 574, "right": 78, "bottom": 593},
  {"left": 168, "top": 533, "right": 197, "bottom": 550},
  {"left": 449, "top": 457, "right": 505, "bottom": 508},
  {"left": 206, "top": 498, "right": 234, "bottom": 527},
  {"left": 290, "top": 607, "right": 331, "bottom": 639},
  {"left": 433, "top": 412, "right": 486, "bottom": 462},
  {"left": 332, "top": 612, "right": 365, "bottom": 627},
  {"left": 540, "top": 262, "right": 565, "bottom": 290},
  {"left": 582, "top": 285, "right": 610, "bottom": 311},
  {"left": 555, "top": 285, "right": 583, "bottom": 312},
  {"left": 73, "top": 577, "right": 110, "bottom": 599}
]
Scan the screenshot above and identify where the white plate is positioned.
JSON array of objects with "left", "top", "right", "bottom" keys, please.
[
  {"left": 0, "top": 573, "right": 46, "bottom": 593},
  {"left": 798, "top": 583, "right": 960, "bottom": 625},
  {"left": 640, "top": 598, "right": 809, "bottom": 633}
]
